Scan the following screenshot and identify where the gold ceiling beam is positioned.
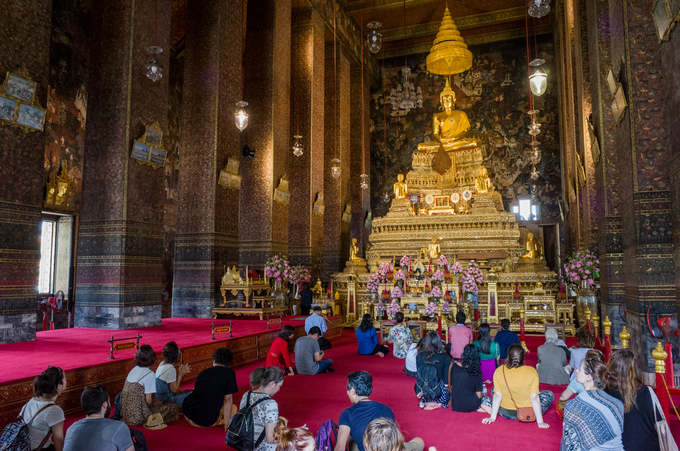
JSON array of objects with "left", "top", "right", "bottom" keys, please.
[
  {"left": 381, "top": 7, "right": 527, "bottom": 42},
  {"left": 345, "top": 0, "right": 435, "bottom": 13},
  {"left": 380, "top": 24, "right": 552, "bottom": 60}
]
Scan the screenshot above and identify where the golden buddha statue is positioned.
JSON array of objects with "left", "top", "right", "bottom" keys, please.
[
  {"left": 427, "top": 236, "right": 441, "bottom": 260},
  {"left": 221, "top": 265, "right": 243, "bottom": 285},
  {"left": 522, "top": 233, "right": 542, "bottom": 259},
  {"left": 475, "top": 167, "right": 493, "bottom": 194},
  {"left": 394, "top": 173, "right": 408, "bottom": 199},
  {"left": 349, "top": 238, "right": 363, "bottom": 261},
  {"left": 417, "top": 79, "right": 478, "bottom": 154}
]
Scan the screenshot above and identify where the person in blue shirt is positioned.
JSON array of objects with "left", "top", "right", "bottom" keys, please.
[
  {"left": 494, "top": 318, "right": 520, "bottom": 361},
  {"left": 305, "top": 306, "right": 331, "bottom": 350},
  {"left": 355, "top": 314, "right": 388, "bottom": 357}
]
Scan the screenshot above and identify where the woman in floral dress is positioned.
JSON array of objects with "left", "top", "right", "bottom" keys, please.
[{"left": 387, "top": 312, "right": 413, "bottom": 358}]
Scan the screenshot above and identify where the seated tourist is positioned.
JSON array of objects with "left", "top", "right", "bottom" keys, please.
[
  {"left": 64, "top": 385, "right": 134, "bottom": 451},
  {"left": 387, "top": 312, "right": 412, "bottom": 358},
  {"left": 266, "top": 324, "right": 296, "bottom": 376},
  {"left": 536, "top": 328, "right": 570, "bottom": 385},
  {"left": 561, "top": 356, "right": 624, "bottom": 450},
  {"left": 481, "top": 344, "right": 552, "bottom": 428},
  {"left": 356, "top": 314, "right": 389, "bottom": 357},
  {"left": 294, "top": 326, "right": 334, "bottom": 374},
  {"left": 607, "top": 349, "right": 661, "bottom": 451},
  {"left": 305, "top": 306, "right": 331, "bottom": 350},
  {"left": 19, "top": 366, "right": 66, "bottom": 451},
  {"left": 120, "top": 345, "right": 179, "bottom": 426},
  {"left": 569, "top": 329, "right": 595, "bottom": 381},
  {"left": 232, "top": 367, "right": 285, "bottom": 451},
  {"left": 472, "top": 323, "right": 500, "bottom": 384},
  {"left": 155, "top": 341, "right": 192, "bottom": 407},
  {"left": 494, "top": 319, "right": 520, "bottom": 362},
  {"left": 273, "top": 417, "right": 315, "bottom": 451},
  {"left": 183, "top": 347, "right": 239, "bottom": 429},
  {"left": 449, "top": 344, "right": 492, "bottom": 414},
  {"left": 415, "top": 331, "right": 451, "bottom": 410},
  {"left": 336, "top": 371, "right": 424, "bottom": 451},
  {"left": 362, "top": 417, "right": 424, "bottom": 451},
  {"left": 557, "top": 349, "right": 604, "bottom": 419},
  {"left": 446, "top": 311, "right": 472, "bottom": 359},
  {"left": 404, "top": 342, "right": 419, "bottom": 378}
]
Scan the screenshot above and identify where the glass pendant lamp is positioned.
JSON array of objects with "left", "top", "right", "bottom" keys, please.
[
  {"left": 367, "top": 21, "right": 382, "bottom": 54},
  {"left": 234, "top": 101, "right": 249, "bottom": 131},
  {"left": 529, "top": 59, "right": 548, "bottom": 96}
]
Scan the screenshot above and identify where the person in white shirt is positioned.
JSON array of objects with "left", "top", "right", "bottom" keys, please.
[
  {"left": 19, "top": 366, "right": 67, "bottom": 451},
  {"left": 155, "top": 341, "right": 191, "bottom": 407},
  {"left": 404, "top": 342, "right": 419, "bottom": 378}
]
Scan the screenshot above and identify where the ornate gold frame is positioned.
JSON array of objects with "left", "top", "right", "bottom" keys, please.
[
  {"left": 131, "top": 121, "right": 166, "bottom": 169},
  {"left": 313, "top": 192, "right": 325, "bottom": 216},
  {"left": 44, "top": 161, "right": 77, "bottom": 211},
  {"left": 0, "top": 69, "right": 45, "bottom": 132},
  {"left": 218, "top": 158, "right": 242, "bottom": 191},
  {"left": 0, "top": 95, "right": 17, "bottom": 124},
  {"left": 274, "top": 175, "right": 290, "bottom": 205}
]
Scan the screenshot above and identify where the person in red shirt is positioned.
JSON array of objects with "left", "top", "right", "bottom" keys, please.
[{"left": 266, "top": 325, "right": 295, "bottom": 376}]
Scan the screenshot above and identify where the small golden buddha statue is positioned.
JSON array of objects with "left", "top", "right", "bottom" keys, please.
[
  {"left": 349, "top": 238, "right": 363, "bottom": 261},
  {"left": 427, "top": 236, "right": 441, "bottom": 260},
  {"left": 522, "top": 233, "right": 539, "bottom": 259},
  {"left": 394, "top": 173, "right": 408, "bottom": 199},
  {"left": 475, "top": 167, "right": 493, "bottom": 194},
  {"left": 221, "top": 265, "right": 243, "bottom": 285}
]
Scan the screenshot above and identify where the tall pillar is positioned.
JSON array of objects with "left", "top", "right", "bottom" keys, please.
[
  {"left": 171, "top": 0, "right": 243, "bottom": 318},
  {"left": 288, "top": 8, "right": 324, "bottom": 275},
  {"left": 323, "top": 45, "right": 351, "bottom": 277},
  {"left": 349, "top": 67, "right": 371, "bottom": 254},
  {"left": 0, "top": 0, "right": 52, "bottom": 343},
  {"left": 239, "top": 0, "right": 291, "bottom": 268},
  {"left": 76, "top": 0, "right": 170, "bottom": 329}
]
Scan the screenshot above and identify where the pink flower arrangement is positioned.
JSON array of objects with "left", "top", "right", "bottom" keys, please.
[
  {"left": 386, "top": 301, "right": 401, "bottom": 316},
  {"left": 430, "top": 286, "right": 442, "bottom": 299},
  {"left": 378, "top": 262, "right": 392, "bottom": 276},
  {"left": 424, "top": 302, "right": 438, "bottom": 315},
  {"left": 400, "top": 255, "right": 411, "bottom": 267},
  {"left": 563, "top": 250, "right": 600, "bottom": 286},
  {"left": 391, "top": 286, "right": 403, "bottom": 299},
  {"left": 463, "top": 260, "right": 484, "bottom": 284},
  {"left": 290, "top": 266, "right": 311, "bottom": 285},
  {"left": 450, "top": 261, "right": 463, "bottom": 274},
  {"left": 461, "top": 276, "right": 479, "bottom": 294},
  {"left": 367, "top": 273, "right": 381, "bottom": 293},
  {"left": 394, "top": 269, "right": 406, "bottom": 281},
  {"left": 264, "top": 255, "right": 292, "bottom": 282},
  {"left": 441, "top": 302, "right": 452, "bottom": 314},
  {"left": 376, "top": 301, "right": 385, "bottom": 314},
  {"left": 431, "top": 270, "right": 444, "bottom": 282},
  {"left": 437, "top": 255, "right": 449, "bottom": 266}
]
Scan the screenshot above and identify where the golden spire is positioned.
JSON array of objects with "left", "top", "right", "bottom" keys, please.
[{"left": 426, "top": 5, "right": 473, "bottom": 75}]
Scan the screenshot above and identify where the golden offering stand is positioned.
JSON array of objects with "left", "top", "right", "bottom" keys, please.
[{"left": 214, "top": 267, "right": 287, "bottom": 320}]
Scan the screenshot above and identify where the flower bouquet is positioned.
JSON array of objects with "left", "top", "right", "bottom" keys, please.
[
  {"left": 437, "top": 254, "right": 449, "bottom": 266},
  {"left": 391, "top": 286, "right": 403, "bottom": 300},
  {"left": 394, "top": 269, "right": 406, "bottom": 282},
  {"left": 450, "top": 261, "right": 463, "bottom": 274},
  {"left": 400, "top": 255, "right": 411, "bottom": 268},
  {"left": 563, "top": 250, "right": 600, "bottom": 287},
  {"left": 424, "top": 302, "right": 438, "bottom": 316},
  {"left": 386, "top": 301, "right": 401, "bottom": 318},
  {"left": 367, "top": 273, "right": 381, "bottom": 293},
  {"left": 431, "top": 270, "right": 444, "bottom": 282},
  {"left": 441, "top": 302, "right": 452, "bottom": 314},
  {"left": 291, "top": 266, "right": 311, "bottom": 285},
  {"left": 461, "top": 275, "right": 479, "bottom": 295},
  {"left": 430, "top": 286, "right": 442, "bottom": 300},
  {"left": 264, "top": 255, "right": 292, "bottom": 283}
]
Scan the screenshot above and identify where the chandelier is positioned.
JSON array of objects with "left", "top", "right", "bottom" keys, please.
[
  {"left": 527, "top": 0, "right": 551, "bottom": 18},
  {"left": 387, "top": 67, "right": 421, "bottom": 113}
]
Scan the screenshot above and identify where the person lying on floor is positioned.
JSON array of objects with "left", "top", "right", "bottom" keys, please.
[
  {"left": 305, "top": 306, "right": 331, "bottom": 350},
  {"left": 266, "top": 325, "right": 296, "bottom": 376},
  {"left": 356, "top": 314, "right": 389, "bottom": 357},
  {"left": 64, "top": 385, "right": 134, "bottom": 451},
  {"left": 294, "top": 326, "right": 334, "bottom": 374},
  {"left": 183, "top": 347, "right": 238, "bottom": 429},
  {"left": 336, "top": 371, "right": 424, "bottom": 451},
  {"left": 155, "top": 341, "right": 192, "bottom": 407}
]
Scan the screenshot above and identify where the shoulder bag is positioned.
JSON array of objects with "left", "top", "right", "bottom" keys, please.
[
  {"left": 502, "top": 367, "right": 535, "bottom": 422},
  {"left": 648, "top": 385, "right": 679, "bottom": 451},
  {"left": 446, "top": 362, "right": 455, "bottom": 407}
]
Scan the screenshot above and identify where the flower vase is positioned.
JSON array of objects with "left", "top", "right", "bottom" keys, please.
[
  {"left": 371, "top": 292, "right": 377, "bottom": 302},
  {"left": 576, "top": 280, "right": 596, "bottom": 327}
]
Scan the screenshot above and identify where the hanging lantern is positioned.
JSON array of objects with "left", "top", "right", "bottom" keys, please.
[
  {"left": 530, "top": 141, "right": 541, "bottom": 164},
  {"left": 292, "top": 135, "right": 303, "bottom": 157},
  {"left": 530, "top": 165, "right": 540, "bottom": 180},
  {"left": 527, "top": 0, "right": 551, "bottom": 18},
  {"left": 366, "top": 21, "right": 382, "bottom": 54},
  {"left": 331, "top": 158, "right": 341, "bottom": 179},
  {"left": 383, "top": 191, "right": 391, "bottom": 203},
  {"left": 360, "top": 174, "right": 369, "bottom": 190},
  {"left": 234, "top": 101, "right": 249, "bottom": 131},
  {"left": 529, "top": 58, "right": 548, "bottom": 96},
  {"left": 145, "top": 46, "right": 164, "bottom": 82}
]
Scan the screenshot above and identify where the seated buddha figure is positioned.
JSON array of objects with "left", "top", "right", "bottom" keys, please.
[
  {"left": 394, "top": 173, "right": 408, "bottom": 199},
  {"left": 417, "top": 79, "right": 478, "bottom": 154}
]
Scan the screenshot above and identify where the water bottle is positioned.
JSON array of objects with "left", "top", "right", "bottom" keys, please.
[{"left": 482, "top": 384, "right": 487, "bottom": 396}]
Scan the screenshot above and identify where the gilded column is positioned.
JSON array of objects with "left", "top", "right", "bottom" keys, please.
[
  {"left": 239, "top": 0, "right": 291, "bottom": 268},
  {"left": 0, "top": 0, "right": 52, "bottom": 343},
  {"left": 172, "top": 0, "right": 243, "bottom": 318},
  {"left": 76, "top": 0, "right": 171, "bottom": 329}
]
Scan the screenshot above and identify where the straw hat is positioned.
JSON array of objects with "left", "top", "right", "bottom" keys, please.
[{"left": 144, "top": 413, "right": 167, "bottom": 430}]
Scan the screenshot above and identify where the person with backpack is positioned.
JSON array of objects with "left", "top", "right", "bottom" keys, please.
[
  {"left": 15, "top": 366, "right": 66, "bottom": 451},
  {"left": 227, "top": 367, "right": 284, "bottom": 451},
  {"left": 335, "top": 372, "right": 423, "bottom": 451},
  {"left": 414, "top": 331, "right": 451, "bottom": 410},
  {"left": 63, "top": 384, "right": 134, "bottom": 451}
]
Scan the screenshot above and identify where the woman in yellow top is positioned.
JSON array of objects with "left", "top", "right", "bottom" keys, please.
[{"left": 481, "top": 344, "right": 553, "bottom": 428}]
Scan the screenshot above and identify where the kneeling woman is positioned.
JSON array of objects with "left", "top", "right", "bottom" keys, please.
[
  {"left": 356, "top": 314, "right": 389, "bottom": 357},
  {"left": 449, "top": 344, "right": 492, "bottom": 413},
  {"left": 481, "top": 344, "right": 552, "bottom": 429}
]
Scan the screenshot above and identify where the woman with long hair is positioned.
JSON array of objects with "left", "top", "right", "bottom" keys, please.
[
  {"left": 448, "top": 344, "right": 492, "bottom": 413},
  {"left": 606, "top": 349, "right": 664, "bottom": 451},
  {"left": 18, "top": 366, "right": 66, "bottom": 451},
  {"left": 415, "top": 331, "right": 452, "bottom": 410},
  {"left": 561, "top": 355, "right": 624, "bottom": 450},
  {"left": 155, "top": 341, "right": 192, "bottom": 407},
  {"left": 473, "top": 323, "right": 499, "bottom": 384},
  {"left": 482, "top": 344, "right": 552, "bottom": 429},
  {"left": 558, "top": 349, "right": 604, "bottom": 417},
  {"left": 356, "top": 314, "right": 388, "bottom": 357},
  {"left": 274, "top": 417, "right": 315, "bottom": 451}
]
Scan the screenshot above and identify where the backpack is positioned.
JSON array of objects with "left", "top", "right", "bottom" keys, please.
[
  {"left": 225, "top": 392, "right": 270, "bottom": 451},
  {"left": 315, "top": 419, "right": 340, "bottom": 451},
  {"left": 415, "top": 361, "right": 443, "bottom": 402},
  {"left": 0, "top": 403, "right": 56, "bottom": 451},
  {"left": 130, "top": 428, "right": 147, "bottom": 451}
]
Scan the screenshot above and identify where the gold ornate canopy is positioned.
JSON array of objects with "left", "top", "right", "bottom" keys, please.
[{"left": 426, "top": 6, "right": 473, "bottom": 75}]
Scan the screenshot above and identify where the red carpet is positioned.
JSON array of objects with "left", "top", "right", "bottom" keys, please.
[
  {"left": 0, "top": 317, "right": 308, "bottom": 384},
  {"left": 54, "top": 330, "right": 680, "bottom": 450}
]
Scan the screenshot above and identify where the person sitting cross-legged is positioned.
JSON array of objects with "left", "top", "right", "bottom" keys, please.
[
  {"left": 386, "top": 312, "right": 413, "bottom": 359},
  {"left": 536, "top": 328, "right": 571, "bottom": 385},
  {"left": 294, "top": 326, "right": 334, "bottom": 374},
  {"left": 446, "top": 311, "right": 472, "bottom": 360},
  {"left": 155, "top": 341, "right": 191, "bottom": 408},
  {"left": 356, "top": 314, "right": 389, "bottom": 357},
  {"left": 64, "top": 385, "right": 134, "bottom": 451},
  {"left": 335, "top": 371, "right": 424, "bottom": 451},
  {"left": 449, "top": 344, "right": 492, "bottom": 414},
  {"left": 305, "top": 306, "right": 331, "bottom": 350},
  {"left": 494, "top": 319, "right": 520, "bottom": 363}
]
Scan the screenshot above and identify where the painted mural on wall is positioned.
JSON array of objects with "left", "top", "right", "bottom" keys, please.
[
  {"left": 44, "top": 5, "right": 91, "bottom": 211},
  {"left": 370, "top": 36, "right": 561, "bottom": 221}
]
